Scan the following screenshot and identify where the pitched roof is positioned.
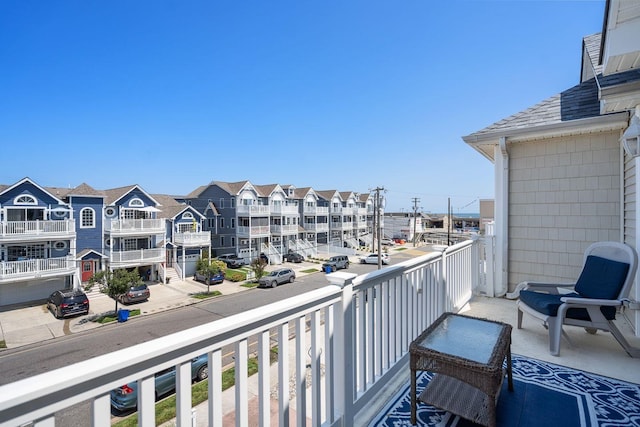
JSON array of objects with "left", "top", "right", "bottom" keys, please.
[
  {"left": 211, "top": 180, "right": 251, "bottom": 195},
  {"left": 184, "top": 185, "right": 208, "bottom": 199},
  {"left": 467, "top": 78, "right": 601, "bottom": 139},
  {"left": 151, "top": 194, "right": 189, "bottom": 219}
]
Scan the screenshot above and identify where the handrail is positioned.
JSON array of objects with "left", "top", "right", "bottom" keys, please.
[{"left": 0, "top": 240, "right": 479, "bottom": 427}]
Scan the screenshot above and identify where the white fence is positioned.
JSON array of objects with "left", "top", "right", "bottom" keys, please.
[{"left": 0, "top": 240, "right": 480, "bottom": 427}]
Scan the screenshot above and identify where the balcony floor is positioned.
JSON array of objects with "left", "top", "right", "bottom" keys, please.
[{"left": 356, "top": 295, "right": 640, "bottom": 426}]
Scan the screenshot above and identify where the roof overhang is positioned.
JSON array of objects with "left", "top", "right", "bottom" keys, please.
[
  {"left": 462, "top": 112, "right": 629, "bottom": 161},
  {"left": 599, "top": 79, "right": 640, "bottom": 113}
]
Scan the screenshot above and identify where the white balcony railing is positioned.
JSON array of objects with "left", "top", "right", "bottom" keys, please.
[
  {"left": 270, "top": 224, "right": 298, "bottom": 234},
  {"left": 173, "top": 231, "right": 211, "bottom": 246},
  {"left": 270, "top": 205, "right": 299, "bottom": 215},
  {"left": 236, "top": 205, "right": 270, "bottom": 216},
  {"left": 304, "top": 223, "right": 329, "bottom": 232},
  {"left": 303, "top": 206, "right": 329, "bottom": 215},
  {"left": 109, "top": 248, "right": 164, "bottom": 265},
  {"left": 236, "top": 225, "right": 270, "bottom": 237},
  {"left": 0, "top": 256, "right": 76, "bottom": 281},
  {"left": 0, "top": 220, "right": 75, "bottom": 242},
  {"left": 0, "top": 240, "right": 478, "bottom": 427},
  {"left": 105, "top": 219, "right": 165, "bottom": 235}
]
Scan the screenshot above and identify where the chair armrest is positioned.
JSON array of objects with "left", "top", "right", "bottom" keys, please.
[
  {"left": 506, "top": 281, "right": 575, "bottom": 299},
  {"left": 560, "top": 297, "right": 622, "bottom": 307},
  {"left": 525, "top": 281, "right": 575, "bottom": 289}
]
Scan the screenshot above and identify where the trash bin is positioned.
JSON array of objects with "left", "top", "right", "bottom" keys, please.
[
  {"left": 117, "top": 309, "right": 130, "bottom": 323},
  {"left": 324, "top": 266, "right": 332, "bottom": 274}
]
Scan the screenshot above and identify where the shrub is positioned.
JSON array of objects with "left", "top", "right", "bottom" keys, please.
[{"left": 226, "top": 271, "right": 246, "bottom": 282}]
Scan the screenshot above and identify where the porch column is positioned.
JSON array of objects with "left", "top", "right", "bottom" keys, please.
[{"left": 493, "top": 137, "right": 509, "bottom": 297}]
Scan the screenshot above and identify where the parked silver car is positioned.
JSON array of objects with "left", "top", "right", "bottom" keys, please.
[{"left": 258, "top": 268, "right": 296, "bottom": 288}]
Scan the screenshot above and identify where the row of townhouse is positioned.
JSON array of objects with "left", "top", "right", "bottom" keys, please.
[
  {"left": 180, "top": 181, "right": 381, "bottom": 263},
  {"left": 0, "top": 177, "right": 381, "bottom": 307}
]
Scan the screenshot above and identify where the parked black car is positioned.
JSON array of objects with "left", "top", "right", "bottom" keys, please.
[
  {"left": 47, "top": 289, "right": 90, "bottom": 319},
  {"left": 118, "top": 284, "right": 150, "bottom": 304},
  {"left": 283, "top": 252, "right": 304, "bottom": 263}
]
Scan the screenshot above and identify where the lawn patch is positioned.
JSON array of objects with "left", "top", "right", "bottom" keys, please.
[
  {"left": 93, "top": 309, "right": 141, "bottom": 324},
  {"left": 191, "top": 291, "right": 222, "bottom": 299}
]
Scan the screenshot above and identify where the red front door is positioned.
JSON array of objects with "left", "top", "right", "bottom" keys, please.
[{"left": 81, "top": 261, "right": 94, "bottom": 282}]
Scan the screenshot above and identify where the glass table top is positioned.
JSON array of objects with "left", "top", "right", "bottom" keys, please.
[{"left": 418, "top": 314, "right": 505, "bottom": 364}]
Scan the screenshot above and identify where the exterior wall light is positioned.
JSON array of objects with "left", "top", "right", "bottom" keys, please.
[{"left": 622, "top": 107, "right": 640, "bottom": 158}]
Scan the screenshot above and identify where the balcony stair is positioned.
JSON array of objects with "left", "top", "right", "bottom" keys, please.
[{"left": 163, "top": 267, "right": 181, "bottom": 284}]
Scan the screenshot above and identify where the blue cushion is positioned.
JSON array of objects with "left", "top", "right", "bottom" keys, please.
[
  {"left": 519, "top": 290, "right": 617, "bottom": 320},
  {"left": 519, "top": 291, "right": 578, "bottom": 316},
  {"left": 574, "top": 255, "right": 629, "bottom": 299}
]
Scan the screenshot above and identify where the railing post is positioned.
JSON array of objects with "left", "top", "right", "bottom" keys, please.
[{"left": 326, "top": 272, "right": 357, "bottom": 426}]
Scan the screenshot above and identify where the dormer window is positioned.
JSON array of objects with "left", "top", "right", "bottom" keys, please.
[
  {"left": 15, "top": 194, "right": 37, "bottom": 205},
  {"left": 129, "top": 198, "right": 144, "bottom": 207}
]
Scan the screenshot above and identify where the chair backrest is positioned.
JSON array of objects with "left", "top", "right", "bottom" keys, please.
[{"left": 576, "top": 241, "right": 639, "bottom": 300}]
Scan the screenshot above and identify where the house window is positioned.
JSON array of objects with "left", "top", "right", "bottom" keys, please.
[
  {"left": 53, "top": 241, "right": 67, "bottom": 250},
  {"left": 220, "top": 218, "right": 225, "bottom": 228},
  {"left": 129, "top": 198, "right": 144, "bottom": 207},
  {"left": 183, "top": 212, "right": 194, "bottom": 220},
  {"left": 220, "top": 236, "right": 225, "bottom": 246},
  {"left": 231, "top": 198, "right": 235, "bottom": 208},
  {"left": 105, "top": 207, "right": 116, "bottom": 217},
  {"left": 14, "top": 194, "right": 37, "bottom": 205},
  {"left": 231, "top": 237, "right": 235, "bottom": 246},
  {"left": 231, "top": 218, "right": 235, "bottom": 228},
  {"left": 80, "top": 208, "right": 95, "bottom": 228},
  {"left": 105, "top": 238, "right": 111, "bottom": 248},
  {"left": 220, "top": 198, "right": 225, "bottom": 209},
  {"left": 178, "top": 223, "right": 192, "bottom": 233},
  {"left": 123, "top": 238, "right": 137, "bottom": 251}
]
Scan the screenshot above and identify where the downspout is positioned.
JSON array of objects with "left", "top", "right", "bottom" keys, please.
[{"left": 494, "top": 137, "right": 509, "bottom": 297}]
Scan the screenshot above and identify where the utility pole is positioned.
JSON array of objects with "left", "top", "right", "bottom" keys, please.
[
  {"left": 371, "top": 186, "right": 385, "bottom": 269},
  {"left": 411, "top": 197, "right": 420, "bottom": 247},
  {"left": 447, "top": 197, "right": 451, "bottom": 246}
]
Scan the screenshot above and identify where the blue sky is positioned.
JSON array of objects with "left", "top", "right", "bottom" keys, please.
[{"left": 0, "top": 1, "right": 606, "bottom": 213}]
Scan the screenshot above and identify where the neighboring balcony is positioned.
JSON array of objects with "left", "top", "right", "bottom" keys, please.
[
  {"left": 236, "top": 225, "right": 270, "bottom": 237},
  {"left": 0, "top": 256, "right": 76, "bottom": 282},
  {"left": 237, "top": 205, "right": 270, "bottom": 216},
  {"left": 0, "top": 220, "right": 75, "bottom": 243},
  {"left": 270, "top": 205, "right": 298, "bottom": 215},
  {"left": 173, "top": 231, "right": 211, "bottom": 247},
  {"left": 304, "top": 223, "right": 329, "bottom": 232},
  {"left": 105, "top": 219, "right": 165, "bottom": 236},
  {"left": 331, "top": 221, "right": 353, "bottom": 230},
  {"left": 270, "top": 224, "right": 298, "bottom": 234},
  {"left": 108, "top": 248, "right": 164, "bottom": 267},
  {"left": 303, "top": 206, "right": 329, "bottom": 215}
]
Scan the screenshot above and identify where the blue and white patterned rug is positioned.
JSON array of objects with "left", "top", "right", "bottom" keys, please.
[{"left": 369, "top": 355, "right": 640, "bottom": 426}]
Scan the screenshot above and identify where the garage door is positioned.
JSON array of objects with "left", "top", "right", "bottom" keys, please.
[{"left": 0, "top": 279, "right": 66, "bottom": 306}]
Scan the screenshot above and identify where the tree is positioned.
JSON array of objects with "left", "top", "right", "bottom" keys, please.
[
  {"left": 86, "top": 268, "right": 143, "bottom": 313},
  {"left": 195, "top": 257, "right": 226, "bottom": 294},
  {"left": 250, "top": 258, "right": 268, "bottom": 282}
]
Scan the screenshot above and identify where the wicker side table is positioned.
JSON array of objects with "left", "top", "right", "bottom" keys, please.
[{"left": 410, "top": 312, "right": 513, "bottom": 427}]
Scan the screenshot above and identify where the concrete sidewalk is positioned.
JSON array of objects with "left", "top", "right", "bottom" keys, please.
[{"left": 0, "top": 261, "right": 325, "bottom": 350}]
